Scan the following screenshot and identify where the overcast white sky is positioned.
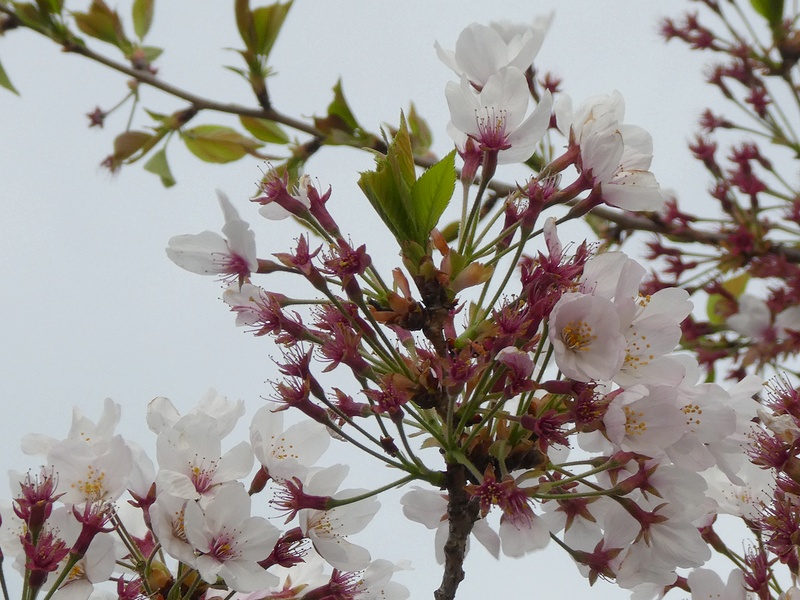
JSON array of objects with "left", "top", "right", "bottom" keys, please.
[{"left": 0, "top": 1, "right": 734, "bottom": 598}]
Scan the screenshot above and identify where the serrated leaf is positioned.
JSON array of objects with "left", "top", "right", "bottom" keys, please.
[
  {"left": 250, "top": 1, "right": 292, "bottom": 58},
  {"left": 0, "top": 57, "right": 19, "bottom": 95},
  {"left": 750, "top": 0, "right": 784, "bottom": 26},
  {"left": 411, "top": 150, "right": 456, "bottom": 236},
  {"left": 357, "top": 114, "right": 424, "bottom": 246},
  {"left": 181, "top": 125, "right": 262, "bottom": 163},
  {"left": 73, "top": 0, "right": 130, "bottom": 49},
  {"left": 132, "top": 0, "right": 154, "bottom": 39},
  {"left": 239, "top": 116, "right": 289, "bottom": 144},
  {"left": 144, "top": 147, "right": 176, "bottom": 187}
]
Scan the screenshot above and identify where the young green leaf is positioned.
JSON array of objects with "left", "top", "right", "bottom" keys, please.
[
  {"left": 407, "top": 102, "right": 433, "bottom": 156},
  {"left": 239, "top": 116, "right": 290, "bottom": 144},
  {"left": 750, "top": 0, "right": 784, "bottom": 26},
  {"left": 73, "top": 0, "right": 130, "bottom": 50},
  {"left": 181, "top": 125, "right": 263, "bottom": 163},
  {"left": 706, "top": 272, "right": 750, "bottom": 325},
  {"left": 113, "top": 131, "right": 153, "bottom": 162},
  {"left": 144, "top": 147, "right": 176, "bottom": 187},
  {"left": 411, "top": 150, "right": 456, "bottom": 236},
  {"left": 250, "top": 1, "right": 293, "bottom": 58},
  {"left": 131, "top": 0, "right": 154, "bottom": 39},
  {"left": 358, "top": 115, "right": 428, "bottom": 246},
  {"left": 0, "top": 57, "right": 20, "bottom": 95}
]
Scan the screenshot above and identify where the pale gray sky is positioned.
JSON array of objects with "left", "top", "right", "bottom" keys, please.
[{"left": 0, "top": 2, "right": 725, "bottom": 598}]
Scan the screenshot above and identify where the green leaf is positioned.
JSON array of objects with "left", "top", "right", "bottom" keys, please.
[
  {"left": 140, "top": 46, "right": 163, "bottom": 63},
  {"left": 131, "top": 0, "right": 154, "bottom": 39},
  {"left": 181, "top": 125, "right": 262, "bottom": 163},
  {"left": 250, "top": 1, "right": 292, "bottom": 58},
  {"left": 357, "top": 114, "right": 423, "bottom": 246},
  {"left": 234, "top": 0, "right": 253, "bottom": 48},
  {"left": 706, "top": 272, "right": 750, "bottom": 325},
  {"left": 73, "top": 0, "right": 130, "bottom": 49},
  {"left": 750, "top": 0, "right": 784, "bottom": 26},
  {"left": 239, "top": 116, "right": 289, "bottom": 144},
  {"left": 113, "top": 130, "right": 153, "bottom": 161},
  {"left": 35, "top": 0, "right": 62, "bottom": 16},
  {"left": 0, "top": 57, "right": 19, "bottom": 95},
  {"left": 314, "top": 79, "right": 360, "bottom": 139},
  {"left": 411, "top": 150, "right": 456, "bottom": 236},
  {"left": 144, "top": 147, "right": 176, "bottom": 187},
  {"left": 407, "top": 102, "right": 433, "bottom": 156}
]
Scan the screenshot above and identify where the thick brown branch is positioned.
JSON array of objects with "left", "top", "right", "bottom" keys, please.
[{"left": 434, "top": 463, "right": 479, "bottom": 600}]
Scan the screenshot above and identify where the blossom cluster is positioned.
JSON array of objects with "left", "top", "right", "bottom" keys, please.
[
  {"left": 6, "top": 3, "right": 800, "bottom": 600},
  {"left": 1, "top": 393, "right": 408, "bottom": 600},
  {"left": 143, "top": 15, "right": 790, "bottom": 600}
]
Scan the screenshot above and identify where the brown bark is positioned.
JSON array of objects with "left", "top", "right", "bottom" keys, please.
[{"left": 434, "top": 463, "right": 480, "bottom": 600}]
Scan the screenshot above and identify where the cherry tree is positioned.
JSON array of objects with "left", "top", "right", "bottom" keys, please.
[{"left": 0, "top": 1, "right": 798, "bottom": 599}]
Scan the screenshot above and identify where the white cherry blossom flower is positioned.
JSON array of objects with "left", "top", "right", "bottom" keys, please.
[
  {"left": 155, "top": 413, "right": 253, "bottom": 502},
  {"left": 183, "top": 484, "right": 280, "bottom": 592},
  {"left": 249, "top": 404, "right": 330, "bottom": 481},
  {"left": 166, "top": 191, "right": 257, "bottom": 282},
  {"left": 435, "top": 21, "right": 547, "bottom": 89},
  {"left": 446, "top": 66, "right": 552, "bottom": 164},
  {"left": 687, "top": 568, "right": 747, "bottom": 600},
  {"left": 22, "top": 398, "right": 121, "bottom": 457},
  {"left": 48, "top": 434, "right": 133, "bottom": 505},
  {"left": 149, "top": 492, "right": 196, "bottom": 565},
  {"left": 603, "top": 384, "right": 686, "bottom": 456},
  {"left": 147, "top": 390, "right": 244, "bottom": 439},
  {"left": 548, "top": 292, "right": 626, "bottom": 382},
  {"left": 297, "top": 465, "right": 380, "bottom": 571},
  {"left": 556, "top": 91, "right": 664, "bottom": 211},
  {"left": 42, "top": 507, "right": 118, "bottom": 600}
]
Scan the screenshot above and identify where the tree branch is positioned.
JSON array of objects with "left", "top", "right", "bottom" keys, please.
[{"left": 434, "top": 463, "right": 479, "bottom": 600}]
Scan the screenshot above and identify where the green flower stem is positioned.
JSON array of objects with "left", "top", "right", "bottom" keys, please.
[
  {"left": 458, "top": 171, "right": 492, "bottom": 257},
  {"left": 0, "top": 559, "right": 10, "bottom": 600},
  {"left": 40, "top": 553, "right": 82, "bottom": 600},
  {"left": 327, "top": 474, "right": 422, "bottom": 508}
]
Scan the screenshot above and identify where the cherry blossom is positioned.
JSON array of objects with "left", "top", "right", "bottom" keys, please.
[
  {"left": 155, "top": 413, "right": 253, "bottom": 502},
  {"left": 146, "top": 390, "right": 245, "bottom": 439},
  {"left": 555, "top": 91, "right": 664, "bottom": 211},
  {"left": 166, "top": 191, "right": 257, "bottom": 282},
  {"left": 687, "top": 568, "right": 747, "bottom": 600},
  {"left": 603, "top": 384, "right": 686, "bottom": 455},
  {"left": 183, "top": 484, "right": 280, "bottom": 592},
  {"left": 548, "top": 292, "right": 626, "bottom": 382},
  {"left": 446, "top": 66, "right": 553, "bottom": 164},
  {"left": 435, "top": 21, "right": 547, "bottom": 89},
  {"left": 249, "top": 403, "right": 330, "bottom": 481},
  {"left": 294, "top": 465, "right": 380, "bottom": 571}
]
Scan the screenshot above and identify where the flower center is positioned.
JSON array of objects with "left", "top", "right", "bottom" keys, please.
[
  {"left": 474, "top": 107, "right": 512, "bottom": 152},
  {"left": 561, "top": 320, "right": 596, "bottom": 351},
  {"left": 623, "top": 406, "right": 648, "bottom": 437},
  {"left": 209, "top": 532, "right": 239, "bottom": 561}
]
